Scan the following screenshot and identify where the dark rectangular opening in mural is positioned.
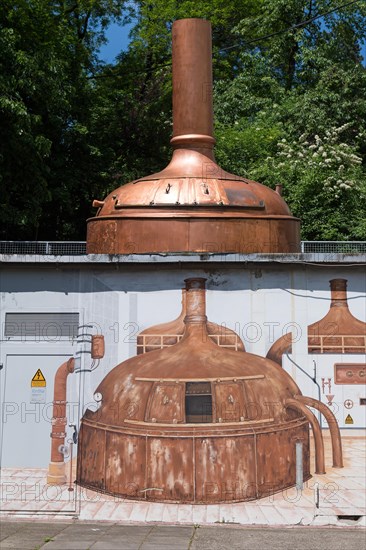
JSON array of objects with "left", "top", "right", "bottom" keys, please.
[{"left": 185, "top": 382, "right": 212, "bottom": 423}]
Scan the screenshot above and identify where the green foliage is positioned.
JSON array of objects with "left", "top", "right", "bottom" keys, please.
[
  {"left": 89, "top": 53, "right": 172, "bottom": 190},
  {"left": 0, "top": 0, "right": 128, "bottom": 239},
  {"left": 215, "top": 120, "right": 282, "bottom": 177},
  {"left": 130, "top": 0, "right": 261, "bottom": 77},
  {"left": 212, "top": 0, "right": 366, "bottom": 240},
  {"left": 1, "top": 0, "right": 365, "bottom": 241},
  {"left": 254, "top": 126, "right": 366, "bottom": 240}
]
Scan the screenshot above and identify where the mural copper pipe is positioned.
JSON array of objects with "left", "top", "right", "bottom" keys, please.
[
  {"left": 330, "top": 278, "right": 349, "bottom": 307},
  {"left": 47, "top": 357, "right": 75, "bottom": 485},
  {"left": 266, "top": 333, "right": 292, "bottom": 367},
  {"left": 295, "top": 395, "right": 343, "bottom": 468},
  {"left": 285, "top": 398, "right": 326, "bottom": 475}
]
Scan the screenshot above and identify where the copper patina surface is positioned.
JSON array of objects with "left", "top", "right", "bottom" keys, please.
[{"left": 87, "top": 19, "right": 300, "bottom": 254}]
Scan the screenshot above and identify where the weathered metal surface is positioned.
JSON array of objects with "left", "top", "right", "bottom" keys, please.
[
  {"left": 285, "top": 399, "right": 325, "bottom": 475},
  {"left": 78, "top": 418, "right": 312, "bottom": 503},
  {"left": 308, "top": 279, "right": 366, "bottom": 353},
  {"left": 255, "top": 422, "right": 310, "bottom": 495},
  {"left": 146, "top": 437, "right": 194, "bottom": 501},
  {"left": 47, "top": 358, "right": 75, "bottom": 485},
  {"left": 137, "top": 288, "right": 245, "bottom": 354},
  {"left": 145, "top": 382, "right": 185, "bottom": 423},
  {"left": 105, "top": 432, "right": 145, "bottom": 498},
  {"left": 86, "top": 19, "right": 300, "bottom": 254},
  {"left": 77, "top": 278, "right": 341, "bottom": 503},
  {"left": 194, "top": 434, "right": 257, "bottom": 502},
  {"left": 77, "top": 423, "right": 106, "bottom": 491},
  {"left": 214, "top": 381, "right": 246, "bottom": 422},
  {"left": 295, "top": 395, "right": 343, "bottom": 467}
]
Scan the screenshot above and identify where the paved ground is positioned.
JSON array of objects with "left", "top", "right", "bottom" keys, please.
[
  {"left": 0, "top": 521, "right": 365, "bottom": 550},
  {"left": 1, "top": 437, "right": 365, "bottom": 526}
]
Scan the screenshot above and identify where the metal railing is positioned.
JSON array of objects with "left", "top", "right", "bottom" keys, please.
[
  {"left": 0, "top": 241, "right": 365, "bottom": 256},
  {"left": 308, "top": 334, "right": 366, "bottom": 354},
  {"left": 301, "top": 241, "right": 366, "bottom": 254},
  {"left": 0, "top": 241, "right": 86, "bottom": 255},
  {"left": 136, "top": 333, "right": 242, "bottom": 354}
]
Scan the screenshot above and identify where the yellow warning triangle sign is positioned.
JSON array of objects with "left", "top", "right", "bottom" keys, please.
[
  {"left": 345, "top": 414, "right": 354, "bottom": 425},
  {"left": 31, "top": 369, "right": 46, "bottom": 387}
]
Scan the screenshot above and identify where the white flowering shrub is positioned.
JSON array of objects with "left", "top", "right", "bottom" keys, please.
[
  {"left": 248, "top": 123, "right": 366, "bottom": 240},
  {"left": 268, "top": 124, "right": 363, "bottom": 198}
]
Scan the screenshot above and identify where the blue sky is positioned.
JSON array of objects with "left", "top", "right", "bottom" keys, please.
[
  {"left": 98, "top": 21, "right": 134, "bottom": 63},
  {"left": 99, "top": 19, "right": 366, "bottom": 65}
]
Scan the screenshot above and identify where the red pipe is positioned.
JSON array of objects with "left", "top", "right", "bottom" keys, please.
[
  {"left": 295, "top": 395, "right": 343, "bottom": 468},
  {"left": 285, "top": 398, "right": 326, "bottom": 475},
  {"left": 47, "top": 358, "right": 75, "bottom": 484}
]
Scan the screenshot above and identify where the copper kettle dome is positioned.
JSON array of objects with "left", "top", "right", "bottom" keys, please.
[
  {"left": 77, "top": 279, "right": 342, "bottom": 503},
  {"left": 87, "top": 19, "right": 300, "bottom": 254}
]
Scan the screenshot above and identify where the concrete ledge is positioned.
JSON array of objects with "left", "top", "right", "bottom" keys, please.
[{"left": 1, "top": 252, "right": 366, "bottom": 265}]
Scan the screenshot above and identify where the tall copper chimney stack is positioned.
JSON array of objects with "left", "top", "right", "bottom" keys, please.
[
  {"left": 171, "top": 20, "right": 215, "bottom": 158},
  {"left": 87, "top": 18, "right": 300, "bottom": 254}
]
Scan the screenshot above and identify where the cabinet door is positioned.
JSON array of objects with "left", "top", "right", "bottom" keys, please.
[
  {"left": 0, "top": 353, "right": 75, "bottom": 468},
  {"left": 213, "top": 382, "right": 245, "bottom": 422},
  {"left": 145, "top": 382, "right": 185, "bottom": 423}
]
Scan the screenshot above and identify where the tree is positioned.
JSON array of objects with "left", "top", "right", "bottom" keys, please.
[
  {"left": 0, "top": 0, "right": 129, "bottom": 240},
  {"left": 129, "top": 0, "right": 261, "bottom": 78},
  {"left": 255, "top": 125, "right": 366, "bottom": 240},
  {"left": 212, "top": 0, "right": 366, "bottom": 239},
  {"left": 83, "top": 0, "right": 266, "bottom": 206},
  {"left": 1, "top": 0, "right": 365, "bottom": 241}
]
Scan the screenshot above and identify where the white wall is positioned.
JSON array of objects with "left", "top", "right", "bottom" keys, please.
[{"left": 0, "top": 262, "right": 365, "bottom": 467}]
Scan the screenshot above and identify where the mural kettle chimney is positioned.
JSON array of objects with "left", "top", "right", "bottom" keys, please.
[{"left": 308, "top": 279, "right": 366, "bottom": 354}]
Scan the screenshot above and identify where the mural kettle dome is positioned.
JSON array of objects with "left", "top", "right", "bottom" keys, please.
[{"left": 77, "top": 279, "right": 342, "bottom": 503}]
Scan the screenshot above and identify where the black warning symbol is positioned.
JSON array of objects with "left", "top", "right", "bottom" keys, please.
[
  {"left": 345, "top": 414, "right": 354, "bottom": 425},
  {"left": 31, "top": 369, "right": 46, "bottom": 387}
]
